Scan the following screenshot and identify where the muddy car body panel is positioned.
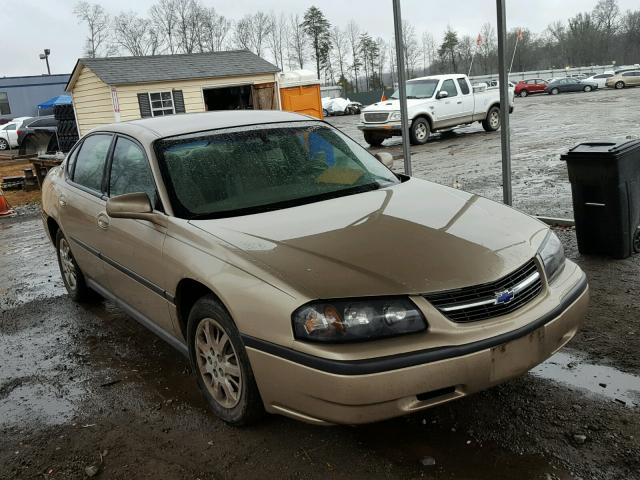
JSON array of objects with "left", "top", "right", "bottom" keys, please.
[{"left": 41, "top": 110, "right": 589, "bottom": 425}]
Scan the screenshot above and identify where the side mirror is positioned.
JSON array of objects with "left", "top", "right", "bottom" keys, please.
[
  {"left": 106, "top": 192, "right": 166, "bottom": 226},
  {"left": 374, "top": 152, "right": 394, "bottom": 169},
  {"left": 436, "top": 91, "right": 449, "bottom": 100}
]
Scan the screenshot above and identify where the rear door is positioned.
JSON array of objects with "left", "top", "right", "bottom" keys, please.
[
  {"left": 99, "top": 135, "right": 174, "bottom": 333},
  {"left": 60, "top": 133, "right": 114, "bottom": 289},
  {"left": 454, "top": 77, "right": 474, "bottom": 121},
  {"left": 624, "top": 71, "right": 640, "bottom": 86}
]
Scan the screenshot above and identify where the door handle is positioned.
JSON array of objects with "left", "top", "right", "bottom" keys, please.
[
  {"left": 97, "top": 213, "right": 110, "bottom": 230},
  {"left": 457, "top": 101, "right": 462, "bottom": 104}
]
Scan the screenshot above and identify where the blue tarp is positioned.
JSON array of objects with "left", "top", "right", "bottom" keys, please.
[{"left": 37, "top": 94, "right": 72, "bottom": 109}]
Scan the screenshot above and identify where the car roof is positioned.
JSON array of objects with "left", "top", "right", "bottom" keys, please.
[{"left": 89, "top": 110, "right": 316, "bottom": 139}]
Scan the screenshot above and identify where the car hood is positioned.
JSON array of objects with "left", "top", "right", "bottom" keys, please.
[
  {"left": 363, "top": 98, "right": 430, "bottom": 114},
  {"left": 191, "top": 178, "right": 549, "bottom": 299}
]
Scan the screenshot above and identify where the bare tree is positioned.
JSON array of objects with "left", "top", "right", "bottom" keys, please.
[
  {"left": 402, "top": 21, "right": 420, "bottom": 77},
  {"left": 199, "top": 7, "right": 230, "bottom": 52},
  {"left": 74, "top": 1, "right": 111, "bottom": 57},
  {"left": 234, "top": 13, "right": 272, "bottom": 57},
  {"left": 268, "top": 13, "right": 288, "bottom": 69},
  {"left": 150, "top": 0, "right": 178, "bottom": 54},
  {"left": 331, "top": 26, "right": 348, "bottom": 82},
  {"left": 174, "top": 0, "right": 201, "bottom": 54},
  {"left": 113, "top": 11, "right": 161, "bottom": 56},
  {"left": 479, "top": 23, "right": 497, "bottom": 72},
  {"left": 421, "top": 31, "right": 436, "bottom": 75},
  {"left": 288, "top": 14, "right": 306, "bottom": 69},
  {"left": 346, "top": 20, "right": 361, "bottom": 91}
]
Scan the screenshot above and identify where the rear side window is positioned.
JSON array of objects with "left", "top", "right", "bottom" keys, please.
[
  {"left": 72, "top": 134, "right": 112, "bottom": 193},
  {"left": 29, "top": 118, "right": 57, "bottom": 127},
  {"left": 456, "top": 78, "right": 470, "bottom": 95},
  {"left": 441, "top": 79, "right": 458, "bottom": 97},
  {"left": 109, "top": 137, "right": 158, "bottom": 207}
]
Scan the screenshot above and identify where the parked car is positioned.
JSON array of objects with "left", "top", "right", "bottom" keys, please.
[
  {"left": 41, "top": 110, "right": 588, "bottom": 426},
  {"left": 584, "top": 72, "right": 615, "bottom": 89},
  {"left": 322, "top": 97, "right": 362, "bottom": 116},
  {"left": 0, "top": 116, "right": 33, "bottom": 150},
  {"left": 606, "top": 70, "right": 640, "bottom": 89},
  {"left": 545, "top": 78, "right": 598, "bottom": 94},
  {"left": 358, "top": 74, "right": 514, "bottom": 146},
  {"left": 17, "top": 115, "right": 59, "bottom": 154},
  {"left": 514, "top": 79, "right": 548, "bottom": 97}
]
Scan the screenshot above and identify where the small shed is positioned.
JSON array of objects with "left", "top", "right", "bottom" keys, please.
[{"left": 65, "top": 50, "right": 280, "bottom": 136}]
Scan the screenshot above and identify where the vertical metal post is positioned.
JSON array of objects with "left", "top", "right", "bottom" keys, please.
[
  {"left": 496, "top": 0, "right": 512, "bottom": 205},
  {"left": 45, "top": 55, "right": 51, "bottom": 75},
  {"left": 392, "top": 0, "right": 412, "bottom": 176}
]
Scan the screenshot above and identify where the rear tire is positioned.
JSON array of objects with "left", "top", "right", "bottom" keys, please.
[
  {"left": 409, "top": 117, "right": 430, "bottom": 145},
  {"left": 482, "top": 106, "right": 501, "bottom": 132},
  {"left": 55, "top": 230, "right": 100, "bottom": 303},
  {"left": 520, "top": 89, "right": 528, "bottom": 97},
  {"left": 363, "top": 131, "right": 385, "bottom": 147},
  {"left": 322, "top": 109, "right": 329, "bottom": 117},
  {"left": 615, "top": 81, "right": 625, "bottom": 89},
  {"left": 187, "top": 295, "right": 265, "bottom": 426}
]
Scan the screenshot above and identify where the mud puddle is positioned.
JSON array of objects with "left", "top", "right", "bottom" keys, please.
[{"left": 532, "top": 350, "right": 640, "bottom": 407}]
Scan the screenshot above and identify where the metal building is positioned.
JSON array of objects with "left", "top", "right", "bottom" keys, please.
[{"left": 0, "top": 74, "right": 70, "bottom": 121}]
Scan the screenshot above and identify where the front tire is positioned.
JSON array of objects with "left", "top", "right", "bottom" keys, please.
[
  {"left": 583, "top": 85, "right": 592, "bottom": 92},
  {"left": 0, "top": 138, "right": 8, "bottom": 150},
  {"left": 482, "top": 106, "right": 501, "bottom": 132},
  {"left": 55, "top": 230, "right": 98, "bottom": 302},
  {"left": 409, "top": 117, "right": 430, "bottom": 145},
  {"left": 363, "top": 131, "right": 385, "bottom": 147},
  {"left": 615, "top": 81, "right": 625, "bottom": 89},
  {"left": 187, "top": 295, "right": 264, "bottom": 426},
  {"left": 550, "top": 88, "right": 559, "bottom": 95},
  {"left": 520, "top": 89, "right": 528, "bottom": 97},
  {"left": 322, "top": 109, "right": 329, "bottom": 117}
]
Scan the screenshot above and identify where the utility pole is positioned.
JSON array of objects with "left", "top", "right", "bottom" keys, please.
[
  {"left": 392, "top": 0, "right": 412, "bottom": 176},
  {"left": 39, "top": 49, "right": 51, "bottom": 75},
  {"left": 496, "top": 0, "right": 512, "bottom": 205}
]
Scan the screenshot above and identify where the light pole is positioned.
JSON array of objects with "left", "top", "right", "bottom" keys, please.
[{"left": 39, "top": 49, "right": 51, "bottom": 75}]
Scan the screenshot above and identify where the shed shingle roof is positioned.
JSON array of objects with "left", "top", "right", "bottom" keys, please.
[{"left": 67, "top": 50, "right": 279, "bottom": 89}]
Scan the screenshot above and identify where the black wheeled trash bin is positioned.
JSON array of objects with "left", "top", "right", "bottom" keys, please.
[{"left": 561, "top": 140, "right": 640, "bottom": 259}]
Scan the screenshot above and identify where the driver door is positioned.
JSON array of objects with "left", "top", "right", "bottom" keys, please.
[{"left": 435, "top": 79, "right": 463, "bottom": 127}]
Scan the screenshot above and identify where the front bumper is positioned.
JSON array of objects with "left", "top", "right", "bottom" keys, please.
[
  {"left": 357, "top": 122, "right": 402, "bottom": 133},
  {"left": 246, "top": 262, "right": 589, "bottom": 425}
]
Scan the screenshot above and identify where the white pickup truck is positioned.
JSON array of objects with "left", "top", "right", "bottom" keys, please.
[{"left": 358, "top": 74, "right": 514, "bottom": 146}]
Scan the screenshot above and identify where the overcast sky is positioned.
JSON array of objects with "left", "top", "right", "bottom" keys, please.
[{"left": 3, "top": 0, "right": 637, "bottom": 77}]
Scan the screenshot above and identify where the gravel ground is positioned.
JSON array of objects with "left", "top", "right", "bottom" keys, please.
[{"left": 1, "top": 88, "right": 640, "bottom": 479}]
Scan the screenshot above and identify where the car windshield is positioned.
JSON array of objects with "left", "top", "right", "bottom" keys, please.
[
  {"left": 155, "top": 121, "right": 400, "bottom": 219},
  {"left": 390, "top": 79, "right": 439, "bottom": 99}
]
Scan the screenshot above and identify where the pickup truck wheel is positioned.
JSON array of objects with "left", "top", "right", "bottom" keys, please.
[
  {"left": 0, "top": 138, "right": 8, "bottom": 150},
  {"left": 187, "top": 295, "right": 265, "bottom": 426},
  {"left": 482, "top": 106, "right": 501, "bottom": 132},
  {"left": 409, "top": 118, "right": 430, "bottom": 145},
  {"left": 363, "top": 131, "right": 385, "bottom": 147},
  {"left": 519, "top": 89, "right": 528, "bottom": 97},
  {"left": 615, "top": 81, "right": 625, "bottom": 89}
]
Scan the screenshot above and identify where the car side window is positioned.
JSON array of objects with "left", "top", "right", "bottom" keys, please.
[
  {"left": 72, "top": 134, "right": 112, "bottom": 193},
  {"left": 4, "top": 124, "right": 16, "bottom": 131},
  {"left": 66, "top": 146, "right": 80, "bottom": 177},
  {"left": 456, "top": 78, "right": 470, "bottom": 95},
  {"left": 109, "top": 136, "right": 158, "bottom": 208},
  {"left": 441, "top": 79, "right": 458, "bottom": 97}
]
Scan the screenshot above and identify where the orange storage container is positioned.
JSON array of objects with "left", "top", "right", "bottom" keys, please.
[{"left": 278, "top": 70, "right": 323, "bottom": 119}]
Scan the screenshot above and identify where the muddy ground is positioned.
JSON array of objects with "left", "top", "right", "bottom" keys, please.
[{"left": 1, "top": 89, "right": 640, "bottom": 479}]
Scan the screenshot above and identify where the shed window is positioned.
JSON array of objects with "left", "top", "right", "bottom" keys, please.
[
  {"left": 0, "top": 92, "right": 10, "bottom": 115},
  {"left": 149, "top": 91, "right": 175, "bottom": 116}
]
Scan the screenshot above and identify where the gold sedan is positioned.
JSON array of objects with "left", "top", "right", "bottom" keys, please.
[{"left": 41, "top": 111, "right": 589, "bottom": 425}]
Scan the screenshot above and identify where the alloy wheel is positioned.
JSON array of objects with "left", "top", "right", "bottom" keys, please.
[
  {"left": 520, "top": 90, "right": 528, "bottom": 97},
  {"left": 0, "top": 139, "right": 8, "bottom": 150},
  {"left": 490, "top": 111, "right": 500, "bottom": 129},
  {"left": 59, "top": 237, "right": 77, "bottom": 290},
  {"left": 414, "top": 122, "right": 428, "bottom": 141},
  {"left": 195, "top": 318, "right": 242, "bottom": 409}
]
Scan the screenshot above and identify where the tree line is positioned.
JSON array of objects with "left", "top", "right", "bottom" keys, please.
[{"left": 74, "top": 0, "right": 640, "bottom": 93}]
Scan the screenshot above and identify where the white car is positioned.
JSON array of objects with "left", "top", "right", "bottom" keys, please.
[
  {"left": 584, "top": 72, "right": 615, "bottom": 89},
  {"left": 0, "top": 117, "right": 33, "bottom": 150},
  {"left": 358, "top": 74, "right": 514, "bottom": 146}
]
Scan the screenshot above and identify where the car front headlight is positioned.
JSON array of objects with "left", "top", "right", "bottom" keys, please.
[
  {"left": 292, "top": 297, "right": 427, "bottom": 343},
  {"left": 389, "top": 112, "right": 402, "bottom": 121},
  {"left": 538, "top": 231, "right": 565, "bottom": 282}
]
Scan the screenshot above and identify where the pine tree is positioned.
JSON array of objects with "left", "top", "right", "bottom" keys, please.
[{"left": 301, "top": 6, "right": 332, "bottom": 79}]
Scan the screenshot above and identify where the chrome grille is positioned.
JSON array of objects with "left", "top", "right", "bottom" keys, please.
[
  {"left": 424, "top": 259, "right": 543, "bottom": 323},
  {"left": 363, "top": 112, "right": 389, "bottom": 123}
]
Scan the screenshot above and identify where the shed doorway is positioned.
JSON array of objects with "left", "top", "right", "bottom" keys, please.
[{"left": 203, "top": 83, "right": 277, "bottom": 111}]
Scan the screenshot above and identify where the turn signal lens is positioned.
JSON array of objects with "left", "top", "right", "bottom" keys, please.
[{"left": 292, "top": 297, "right": 426, "bottom": 343}]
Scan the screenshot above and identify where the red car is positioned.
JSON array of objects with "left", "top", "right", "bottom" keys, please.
[{"left": 515, "top": 79, "right": 548, "bottom": 97}]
